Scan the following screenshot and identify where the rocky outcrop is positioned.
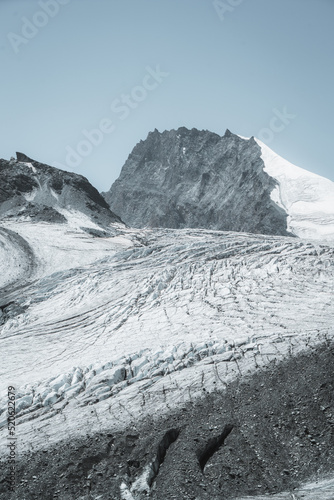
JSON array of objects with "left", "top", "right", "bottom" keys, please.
[
  {"left": 16, "top": 152, "right": 34, "bottom": 163},
  {"left": 104, "top": 128, "right": 291, "bottom": 236},
  {"left": 0, "top": 155, "right": 122, "bottom": 228}
]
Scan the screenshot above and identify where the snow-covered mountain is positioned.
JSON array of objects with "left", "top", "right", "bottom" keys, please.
[
  {"left": 104, "top": 128, "right": 334, "bottom": 242},
  {"left": 0, "top": 139, "right": 333, "bottom": 500},
  {"left": 0, "top": 152, "right": 121, "bottom": 231},
  {"left": 256, "top": 139, "right": 334, "bottom": 241}
]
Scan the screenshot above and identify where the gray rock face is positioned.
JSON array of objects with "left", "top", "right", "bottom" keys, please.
[
  {"left": 104, "top": 128, "right": 291, "bottom": 236},
  {"left": 0, "top": 155, "right": 122, "bottom": 227},
  {"left": 16, "top": 152, "right": 34, "bottom": 163}
]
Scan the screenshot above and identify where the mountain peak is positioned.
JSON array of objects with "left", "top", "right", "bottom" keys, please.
[
  {"left": 103, "top": 127, "right": 334, "bottom": 241},
  {"left": 104, "top": 127, "right": 289, "bottom": 236},
  {"left": 0, "top": 156, "right": 122, "bottom": 230},
  {"left": 16, "top": 152, "right": 35, "bottom": 163}
]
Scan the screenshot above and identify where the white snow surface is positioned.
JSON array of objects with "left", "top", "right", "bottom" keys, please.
[
  {"left": 24, "top": 162, "right": 37, "bottom": 173},
  {"left": 0, "top": 217, "right": 333, "bottom": 457},
  {"left": 0, "top": 220, "right": 134, "bottom": 281},
  {"left": 255, "top": 139, "right": 334, "bottom": 242}
]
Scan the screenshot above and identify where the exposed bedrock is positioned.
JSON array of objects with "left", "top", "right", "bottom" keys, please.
[
  {"left": 0, "top": 156, "right": 122, "bottom": 227},
  {"left": 104, "top": 128, "right": 291, "bottom": 236}
]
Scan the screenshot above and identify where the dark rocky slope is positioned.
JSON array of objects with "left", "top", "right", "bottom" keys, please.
[
  {"left": 104, "top": 128, "right": 291, "bottom": 236},
  {"left": 0, "top": 153, "right": 122, "bottom": 228},
  {"left": 1, "top": 340, "right": 333, "bottom": 499}
]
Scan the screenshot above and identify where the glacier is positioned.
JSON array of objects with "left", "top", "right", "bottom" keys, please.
[
  {"left": 0, "top": 141, "right": 334, "bottom": 499},
  {"left": 0, "top": 219, "right": 333, "bottom": 499}
]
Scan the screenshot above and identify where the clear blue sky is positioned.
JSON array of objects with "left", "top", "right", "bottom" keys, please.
[{"left": 0, "top": 0, "right": 333, "bottom": 190}]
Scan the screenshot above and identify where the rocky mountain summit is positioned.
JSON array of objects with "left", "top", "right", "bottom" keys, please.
[
  {"left": 104, "top": 128, "right": 289, "bottom": 235},
  {"left": 0, "top": 152, "right": 121, "bottom": 231},
  {"left": 104, "top": 127, "right": 334, "bottom": 242}
]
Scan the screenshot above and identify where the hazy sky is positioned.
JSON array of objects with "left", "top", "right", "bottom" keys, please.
[{"left": 0, "top": 0, "right": 333, "bottom": 190}]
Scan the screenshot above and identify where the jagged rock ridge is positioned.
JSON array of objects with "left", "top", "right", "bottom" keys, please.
[
  {"left": 104, "top": 128, "right": 291, "bottom": 236},
  {"left": 0, "top": 153, "right": 122, "bottom": 229}
]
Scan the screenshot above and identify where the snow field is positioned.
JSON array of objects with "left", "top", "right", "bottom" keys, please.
[{"left": 256, "top": 139, "right": 334, "bottom": 242}]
